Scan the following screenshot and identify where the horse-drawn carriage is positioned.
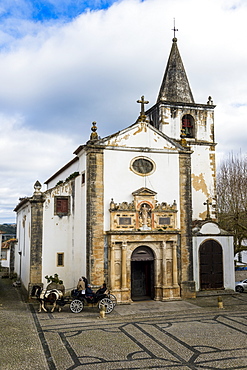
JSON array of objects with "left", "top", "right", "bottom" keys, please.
[
  {"left": 67, "top": 289, "right": 116, "bottom": 314},
  {"left": 31, "top": 284, "right": 116, "bottom": 314}
]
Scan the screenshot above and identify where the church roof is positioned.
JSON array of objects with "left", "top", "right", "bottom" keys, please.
[
  {"left": 157, "top": 37, "right": 194, "bottom": 104},
  {"left": 44, "top": 156, "right": 79, "bottom": 185}
]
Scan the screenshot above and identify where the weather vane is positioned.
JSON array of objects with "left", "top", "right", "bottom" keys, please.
[{"left": 172, "top": 18, "right": 178, "bottom": 39}]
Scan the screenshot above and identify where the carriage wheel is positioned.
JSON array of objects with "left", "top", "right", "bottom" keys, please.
[
  {"left": 70, "top": 299, "right": 84, "bottom": 313},
  {"left": 109, "top": 294, "right": 117, "bottom": 306},
  {"left": 98, "top": 297, "right": 114, "bottom": 314}
]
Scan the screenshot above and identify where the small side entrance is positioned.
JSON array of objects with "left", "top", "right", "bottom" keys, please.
[
  {"left": 131, "top": 246, "right": 154, "bottom": 300},
  {"left": 199, "top": 240, "right": 224, "bottom": 290}
]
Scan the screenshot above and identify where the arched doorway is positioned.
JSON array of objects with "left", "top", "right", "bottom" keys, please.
[
  {"left": 131, "top": 246, "right": 154, "bottom": 300},
  {"left": 199, "top": 240, "right": 224, "bottom": 290}
]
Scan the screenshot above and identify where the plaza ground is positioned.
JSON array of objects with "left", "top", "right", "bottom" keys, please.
[{"left": 1, "top": 277, "right": 247, "bottom": 369}]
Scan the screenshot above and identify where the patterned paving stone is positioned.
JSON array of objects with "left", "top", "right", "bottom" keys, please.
[
  {"left": 1, "top": 277, "right": 247, "bottom": 370},
  {"left": 31, "top": 306, "right": 247, "bottom": 369}
]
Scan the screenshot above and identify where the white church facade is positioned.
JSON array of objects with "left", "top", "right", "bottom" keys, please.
[{"left": 14, "top": 36, "right": 235, "bottom": 302}]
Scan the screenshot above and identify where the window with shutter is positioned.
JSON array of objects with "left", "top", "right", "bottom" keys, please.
[{"left": 54, "top": 197, "right": 70, "bottom": 216}]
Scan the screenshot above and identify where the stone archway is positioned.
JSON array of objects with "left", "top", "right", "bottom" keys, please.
[
  {"left": 131, "top": 246, "right": 154, "bottom": 300},
  {"left": 199, "top": 240, "right": 224, "bottom": 290}
]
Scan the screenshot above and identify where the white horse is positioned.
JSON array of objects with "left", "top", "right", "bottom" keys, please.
[{"left": 31, "top": 285, "right": 64, "bottom": 313}]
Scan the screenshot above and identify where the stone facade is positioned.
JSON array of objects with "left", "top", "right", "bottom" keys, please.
[{"left": 106, "top": 187, "right": 181, "bottom": 302}]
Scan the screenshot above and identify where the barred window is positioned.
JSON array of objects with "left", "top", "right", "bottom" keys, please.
[{"left": 57, "top": 253, "right": 64, "bottom": 267}]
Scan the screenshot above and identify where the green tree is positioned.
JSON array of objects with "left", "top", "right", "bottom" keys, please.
[{"left": 217, "top": 152, "right": 247, "bottom": 255}]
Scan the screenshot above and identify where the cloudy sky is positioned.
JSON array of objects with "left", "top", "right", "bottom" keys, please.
[{"left": 0, "top": 0, "right": 247, "bottom": 223}]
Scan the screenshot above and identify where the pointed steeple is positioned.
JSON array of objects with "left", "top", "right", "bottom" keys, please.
[{"left": 157, "top": 37, "right": 194, "bottom": 104}]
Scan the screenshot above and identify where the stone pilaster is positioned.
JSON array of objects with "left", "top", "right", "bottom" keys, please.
[
  {"left": 172, "top": 243, "right": 178, "bottom": 286},
  {"left": 110, "top": 244, "right": 115, "bottom": 289},
  {"left": 86, "top": 145, "right": 104, "bottom": 285},
  {"left": 162, "top": 241, "right": 167, "bottom": 286},
  {"left": 121, "top": 242, "right": 127, "bottom": 289},
  {"left": 29, "top": 192, "right": 45, "bottom": 291},
  {"left": 179, "top": 151, "right": 196, "bottom": 298}
]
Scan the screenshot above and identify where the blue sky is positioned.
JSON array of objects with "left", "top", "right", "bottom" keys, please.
[
  {"left": 0, "top": 0, "right": 121, "bottom": 43},
  {"left": 1, "top": 0, "right": 247, "bottom": 223},
  {"left": 1, "top": 1, "right": 119, "bottom": 22}
]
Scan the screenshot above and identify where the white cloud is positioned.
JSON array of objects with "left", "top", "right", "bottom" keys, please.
[
  {"left": 1, "top": 0, "right": 247, "bottom": 222},
  {"left": 0, "top": 114, "right": 75, "bottom": 221}
]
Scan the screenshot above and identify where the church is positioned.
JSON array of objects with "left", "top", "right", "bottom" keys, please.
[{"left": 14, "top": 35, "right": 235, "bottom": 302}]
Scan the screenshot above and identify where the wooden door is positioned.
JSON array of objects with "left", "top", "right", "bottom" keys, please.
[
  {"left": 199, "top": 240, "right": 223, "bottom": 290},
  {"left": 131, "top": 260, "right": 154, "bottom": 299},
  {"left": 131, "top": 261, "right": 146, "bottom": 296}
]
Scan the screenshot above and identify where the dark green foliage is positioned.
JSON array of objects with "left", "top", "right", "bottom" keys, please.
[
  {"left": 45, "top": 273, "right": 63, "bottom": 285},
  {"left": 65, "top": 172, "right": 79, "bottom": 182},
  {"left": 0, "top": 224, "right": 16, "bottom": 234}
]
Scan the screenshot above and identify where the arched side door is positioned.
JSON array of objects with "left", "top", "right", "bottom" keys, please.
[
  {"left": 131, "top": 246, "right": 154, "bottom": 300},
  {"left": 199, "top": 240, "right": 224, "bottom": 290}
]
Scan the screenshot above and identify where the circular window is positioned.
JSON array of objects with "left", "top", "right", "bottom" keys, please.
[{"left": 131, "top": 157, "right": 155, "bottom": 176}]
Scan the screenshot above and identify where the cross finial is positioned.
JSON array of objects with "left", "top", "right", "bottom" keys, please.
[
  {"left": 203, "top": 199, "right": 212, "bottom": 220},
  {"left": 172, "top": 18, "right": 178, "bottom": 40},
  {"left": 137, "top": 95, "right": 149, "bottom": 120}
]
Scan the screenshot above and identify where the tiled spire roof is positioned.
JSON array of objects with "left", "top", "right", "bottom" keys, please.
[{"left": 157, "top": 37, "right": 194, "bottom": 104}]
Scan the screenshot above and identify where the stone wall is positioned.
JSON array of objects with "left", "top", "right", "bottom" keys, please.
[{"left": 235, "top": 270, "right": 247, "bottom": 282}]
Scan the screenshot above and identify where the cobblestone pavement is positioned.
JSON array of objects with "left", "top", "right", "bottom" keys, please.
[{"left": 1, "top": 277, "right": 247, "bottom": 370}]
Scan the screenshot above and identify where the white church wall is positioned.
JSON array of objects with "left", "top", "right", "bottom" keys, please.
[
  {"left": 103, "top": 148, "right": 180, "bottom": 231},
  {"left": 160, "top": 108, "right": 183, "bottom": 139},
  {"left": 196, "top": 110, "right": 214, "bottom": 142},
  {"left": 191, "top": 145, "right": 216, "bottom": 220},
  {"left": 42, "top": 176, "right": 85, "bottom": 291}
]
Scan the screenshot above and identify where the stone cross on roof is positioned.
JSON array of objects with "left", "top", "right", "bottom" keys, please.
[
  {"left": 203, "top": 199, "right": 212, "bottom": 220},
  {"left": 137, "top": 95, "right": 149, "bottom": 120}
]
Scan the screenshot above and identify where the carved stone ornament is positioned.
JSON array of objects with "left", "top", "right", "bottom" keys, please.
[{"left": 109, "top": 188, "right": 178, "bottom": 231}]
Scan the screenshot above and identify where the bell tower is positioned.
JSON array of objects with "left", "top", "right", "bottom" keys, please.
[{"left": 146, "top": 35, "right": 217, "bottom": 221}]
